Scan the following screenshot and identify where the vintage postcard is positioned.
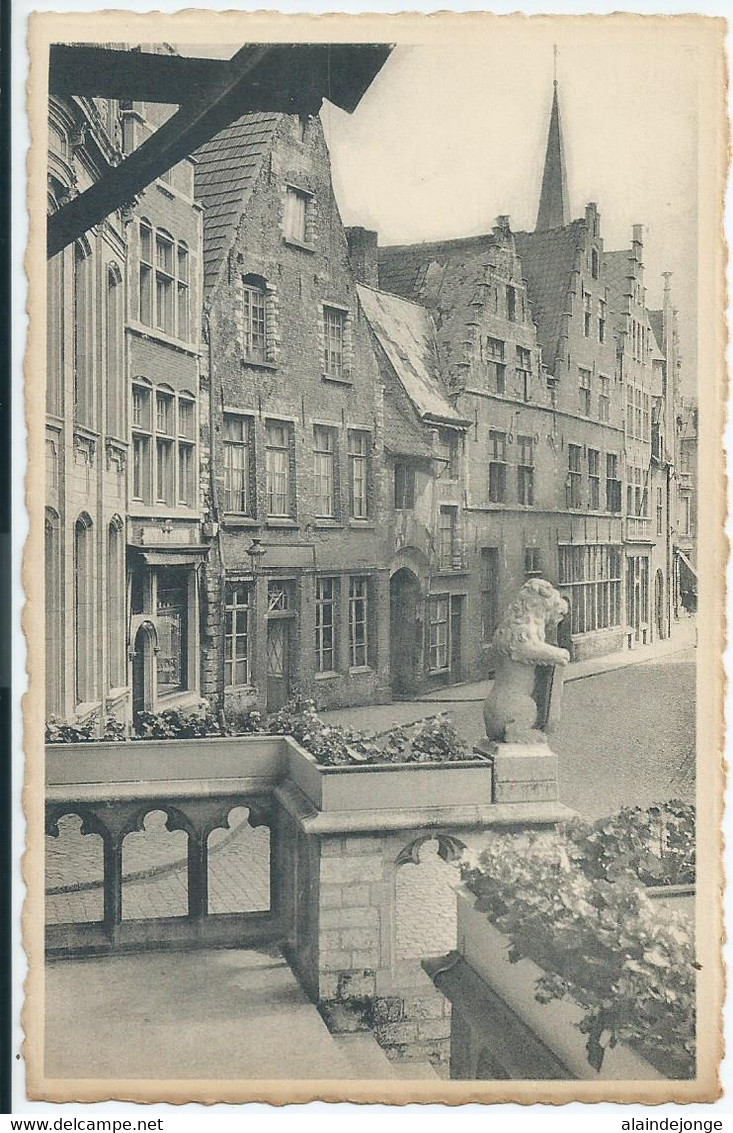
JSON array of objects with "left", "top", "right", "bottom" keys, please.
[{"left": 22, "top": 9, "right": 726, "bottom": 1105}]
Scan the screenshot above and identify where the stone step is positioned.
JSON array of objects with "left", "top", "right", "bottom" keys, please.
[
  {"left": 388, "top": 1058, "right": 442, "bottom": 1080},
  {"left": 333, "top": 1032, "right": 399, "bottom": 1079}
]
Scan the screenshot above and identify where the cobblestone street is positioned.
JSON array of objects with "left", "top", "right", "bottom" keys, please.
[{"left": 46, "top": 644, "right": 696, "bottom": 961}]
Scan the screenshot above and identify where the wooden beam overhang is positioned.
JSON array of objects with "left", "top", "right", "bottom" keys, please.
[{"left": 47, "top": 42, "right": 391, "bottom": 258}]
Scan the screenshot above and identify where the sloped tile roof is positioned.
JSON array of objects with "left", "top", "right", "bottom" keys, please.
[
  {"left": 382, "top": 386, "right": 435, "bottom": 457},
  {"left": 378, "top": 236, "right": 491, "bottom": 303},
  {"left": 357, "top": 284, "right": 464, "bottom": 425},
  {"left": 602, "top": 248, "right": 634, "bottom": 334},
  {"left": 648, "top": 309, "right": 665, "bottom": 357},
  {"left": 194, "top": 112, "right": 282, "bottom": 294},
  {"left": 514, "top": 221, "right": 583, "bottom": 369}
]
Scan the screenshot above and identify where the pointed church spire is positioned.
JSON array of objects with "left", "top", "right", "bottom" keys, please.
[{"left": 535, "top": 70, "right": 570, "bottom": 232}]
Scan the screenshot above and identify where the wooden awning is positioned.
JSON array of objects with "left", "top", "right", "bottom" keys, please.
[{"left": 47, "top": 42, "right": 392, "bottom": 257}]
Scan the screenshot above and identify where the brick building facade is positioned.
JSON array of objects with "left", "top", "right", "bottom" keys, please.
[{"left": 194, "top": 112, "right": 390, "bottom": 720}]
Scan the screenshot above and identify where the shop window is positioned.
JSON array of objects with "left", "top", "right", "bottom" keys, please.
[
  {"left": 559, "top": 544, "right": 622, "bottom": 634},
  {"left": 156, "top": 570, "right": 189, "bottom": 695}
]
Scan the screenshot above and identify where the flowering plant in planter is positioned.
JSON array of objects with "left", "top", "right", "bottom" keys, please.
[
  {"left": 134, "top": 699, "right": 230, "bottom": 740},
  {"left": 46, "top": 715, "right": 126, "bottom": 743},
  {"left": 461, "top": 807, "right": 697, "bottom": 1078},
  {"left": 266, "top": 696, "right": 473, "bottom": 767}
]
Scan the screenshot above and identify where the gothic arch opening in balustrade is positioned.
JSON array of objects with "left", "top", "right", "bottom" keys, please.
[
  {"left": 207, "top": 805, "right": 271, "bottom": 915},
  {"left": 393, "top": 833, "right": 466, "bottom": 961},
  {"left": 120, "top": 807, "right": 191, "bottom": 921},
  {"left": 45, "top": 806, "right": 105, "bottom": 926}
]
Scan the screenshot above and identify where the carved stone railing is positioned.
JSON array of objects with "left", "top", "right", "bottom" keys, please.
[{"left": 45, "top": 735, "right": 290, "bottom": 958}]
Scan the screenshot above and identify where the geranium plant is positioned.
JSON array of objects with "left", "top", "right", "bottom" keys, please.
[
  {"left": 266, "top": 697, "right": 474, "bottom": 767},
  {"left": 462, "top": 809, "right": 696, "bottom": 1078}
]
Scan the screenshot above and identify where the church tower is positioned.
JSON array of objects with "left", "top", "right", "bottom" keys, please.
[{"left": 535, "top": 79, "right": 570, "bottom": 232}]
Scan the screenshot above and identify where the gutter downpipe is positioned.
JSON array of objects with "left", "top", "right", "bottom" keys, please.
[{"left": 203, "top": 307, "right": 227, "bottom": 730}]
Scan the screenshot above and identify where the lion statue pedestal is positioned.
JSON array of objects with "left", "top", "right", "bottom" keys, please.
[{"left": 475, "top": 578, "right": 569, "bottom": 804}]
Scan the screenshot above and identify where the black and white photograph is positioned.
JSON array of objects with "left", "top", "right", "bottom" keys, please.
[{"left": 23, "top": 10, "right": 725, "bottom": 1106}]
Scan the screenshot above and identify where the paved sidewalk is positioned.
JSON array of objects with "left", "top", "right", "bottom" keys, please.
[{"left": 409, "top": 616, "right": 698, "bottom": 705}]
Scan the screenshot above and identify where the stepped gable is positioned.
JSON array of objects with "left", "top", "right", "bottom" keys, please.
[
  {"left": 194, "top": 112, "right": 282, "bottom": 294},
  {"left": 514, "top": 220, "right": 583, "bottom": 370},
  {"left": 378, "top": 235, "right": 491, "bottom": 305}
]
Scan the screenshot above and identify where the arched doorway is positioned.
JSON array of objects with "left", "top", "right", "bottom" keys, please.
[
  {"left": 655, "top": 570, "right": 666, "bottom": 640},
  {"left": 390, "top": 567, "right": 422, "bottom": 697},
  {"left": 131, "top": 621, "right": 156, "bottom": 726}
]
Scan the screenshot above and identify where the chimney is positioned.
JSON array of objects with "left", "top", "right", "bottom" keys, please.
[{"left": 346, "top": 226, "right": 379, "bottom": 288}]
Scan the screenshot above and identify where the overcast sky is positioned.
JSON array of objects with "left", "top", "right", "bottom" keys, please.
[
  {"left": 318, "top": 33, "right": 699, "bottom": 392},
  {"left": 179, "top": 28, "right": 700, "bottom": 392}
]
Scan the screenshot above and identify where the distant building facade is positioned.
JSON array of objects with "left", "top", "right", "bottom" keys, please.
[{"left": 45, "top": 73, "right": 694, "bottom": 730}]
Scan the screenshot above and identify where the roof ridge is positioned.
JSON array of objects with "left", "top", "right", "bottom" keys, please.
[{"left": 357, "top": 281, "right": 431, "bottom": 314}]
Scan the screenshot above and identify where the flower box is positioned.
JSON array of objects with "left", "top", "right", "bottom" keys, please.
[
  {"left": 283, "top": 737, "right": 494, "bottom": 813},
  {"left": 456, "top": 886, "right": 665, "bottom": 1081}
]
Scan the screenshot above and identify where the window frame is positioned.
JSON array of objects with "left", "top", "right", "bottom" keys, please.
[
  {"left": 224, "top": 581, "right": 251, "bottom": 688},
  {"left": 348, "top": 576, "right": 370, "bottom": 669},
  {"left": 517, "top": 434, "right": 534, "bottom": 506},
  {"left": 315, "top": 576, "right": 337, "bottom": 674},
  {"left": 223, "top": 413, "right": 254, "bottom": 516},
  {"left": 266, "top": 420, "right": 293, "bottom": 518},
  {"left": 489, "top": 430, "right": 507, "bottom": 504},
  {"left": 348, "top": 429, "right": 370, "bottom": 519}
]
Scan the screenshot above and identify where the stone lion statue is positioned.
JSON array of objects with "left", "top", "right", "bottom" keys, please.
[{"left": 483, "top": 578, "right": 570, "bottom": 745}]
